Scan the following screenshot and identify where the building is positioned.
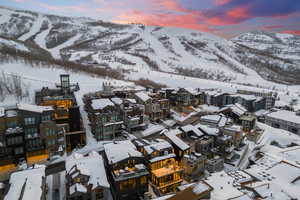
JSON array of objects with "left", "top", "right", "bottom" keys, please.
[
  {"left": 65, "top": 151, "right": 110, "bottom": 200},
  {"left": 4, "top": 165, "right": 46, "bottom": 200},
  {"left": 205, "top": 156, "right": 224, "bottom": 173},
  {"left": 35, "top": 74, "right": 85, "bottom": 152},
  {"left": 195, "top": 136, "right": 215, "bottom": 157},
  {"left": 182, "top": 152, "right": 206, "bottom": 181},
  {"left": 135, "top": 91, "right": 170, "bottom": 122},
  {"left": 265, "top": 110, "right": 300, "bottom": 135},
  {"left": 223, "top": 125, "right": 244, "bottom": 147},
  {"left": 113, "top": 98, "right": 148, "bottom": 132},
  {"left": 135, "top": 139, "right": 184, "bottom": 194},
  {"left": 103, "top": 141, "right": 149, "bottom": 200},
  {"left": 87, "top": 98, "right": 123, "bottom": 140},
  {"left": 240, "top": 114, "right": 257, "bottom": 132}
]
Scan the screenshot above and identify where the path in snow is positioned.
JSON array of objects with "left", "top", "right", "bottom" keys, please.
[
  {"left": 49, "top": 34, "right": 82, "bottom": 59},
  {"left": 18, "top": 14, "right": 44, "bottom": 41},
  {"left": 34, "top": 20, "right": 52, "bottom": 49}
]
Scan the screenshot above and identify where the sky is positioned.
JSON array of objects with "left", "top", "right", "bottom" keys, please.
[{"left": 2, "top": 0, "right": 300, "bottom": 38}]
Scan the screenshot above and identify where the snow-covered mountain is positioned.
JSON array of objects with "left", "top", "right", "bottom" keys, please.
[{"left": 1, "top": 6, "right": 300, "bottom": 85}]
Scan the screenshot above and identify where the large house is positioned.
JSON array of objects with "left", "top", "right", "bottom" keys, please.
[
  {"left": 103, "top": 141, "right": 149, "bottom": 200},
  {"left": 134, "top": 139, "right": 184, "bottom": 194},
  {"left": 265, "top": 110, "right": 300, "bottom": 135},
  {"left": 65, "top": 151, "right": 110, "bottom": 200}
]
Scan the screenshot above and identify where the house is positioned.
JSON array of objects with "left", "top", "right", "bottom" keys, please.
[
  {"left": 205, "top": 156, "right": 224, "bottom": 173},
  {"left": 182, "top": 152, "right": 206, "bottom": 181},
  {"left": 163, "top": 129, "right": 190, "bottom": 160},
  {"left": 218, "top": 103, "right": 247, "bottom": 122},
  {"left": 103, "top": 141, "right": 149, "bottom": 200},
  {"left": 87, "top": 98, "right": 123, "bottom": 140},
  {"left": 17, "top": 103, "right": 55, "bottom": 164},
  {"left": 240, "top": 114, "right": 256, "bottom": 132},
  {"left": 65, "top": 151, "right": 110, "bottom": 200},
  {"left": 135, "top": 139, "right": 184, "bottom": 194},
  {"left": 195, "top": 136, "right": 215, "bottom": 157},
  {"left": 135, "top": 91, "right": 170, "bottom": 122},
  {"left": 199, "top": 114, "right": 230, "bottom": 128},
  {"left": 114, "top": 98, "right": 148, "bottom": 131},
  {"left": 265, "top": 110, "right": 300, "bottom": 135},
  {"left": 35, "top": 74, "right": 85, "bottom": 152},
  {"left": 4, "top": 165, "right": 46, "bottom": 200},
  {"left": 168, "top": 181, "right": 213, "bottom": 200},
  {"left": 175, "top": 88, "right": 203, "bottom": 108},
  {"left": 223, "top": 125, "right": 244, "bottom": 147}
]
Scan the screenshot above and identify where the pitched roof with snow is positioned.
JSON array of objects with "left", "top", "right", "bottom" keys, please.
[
  {"left": 66, "top": 151, "right": 110, "bottom": 189},
  {"left": 4, "top": 165, "right": 46, "bottom": 200},
  {"left": 91, "top": 98, "right": 115, "bottom": 110},
  {"left": 144, "top": 139, "right": 173, "bottom": 155},
  {"left": 111, "top": 97, "right": 123, "bottom": 105},
  {"left": 104, "top": 140, "right": 143, "bottom": 164},
  {"left": 181, "top": 124, "right": 204, "bottom": 137},
  {"left": 135, "top": 92, "right": 152, "bottom": 102},
  {"left": 17, "top": 103, "right": 53, "bottom": 113},
  {"left": 266, "top": 110, "right": 300, "bottom": 124},
  {"left": 164, "top": 129, "right": 190, "bottom": 151}
]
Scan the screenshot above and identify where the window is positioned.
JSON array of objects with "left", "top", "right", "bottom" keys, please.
[
  {"left": 7, "top": 121, "right": 17, "bottom": 128},
  {"left": 7, "top": 136, "right": 23, "bottom": 145},
  {"left": 48, "top": 139, "right": 56, "bottom": 146},
  {"left": 25, "top": 128, "right": 38, "bottom": 138},
  {"left": 24, "top": 117, "right": 35, "bottom": 125},
  {"left": 42, "top": 115, "right": 52, "bottom": 121},
  {"left": 46, "top": 128, "right": 56, "bottom": 136},
  {"left": 15, "top": 147, "right": 24, "bottom": 155}
]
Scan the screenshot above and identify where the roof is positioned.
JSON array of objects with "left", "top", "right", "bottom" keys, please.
[
  {"left": 266, "top": 110, "right": 300, "bottom": 124},
  {"left": 196, "top": 124, "right": 219, "bottom": 136},
  {"left": 17, "top": 103, "right": 53, "bottom": 113},
  {"left": 91, "top": 98, "right": 115, "bottom": 110},
  {"left": 135, "top": 92, "right": 151, "bottom": 102},
  {"left": 111, "top": 97, "right": 123, "bottom": 105},
  {"left": 69, "top": 183, "right": 87, "bottom": 195},
  {"left": 205, "top": 171, "right": 245, "bottom": 199},
  {"left": 164, "top": 129, "right": 190, "bottom": 151},
  {"left": 144, "top": 139, "right": 172, "bottom": 155},
  {"left": 66, "top": 151, "right": 110, "bottom": 189},
  {"left": 104, "top": 140, "right": 143, "bottom": 164},
  {"left": 4, "top": 165, "right": 45, "bottom": 200},
  {"left": 141, "top": 124, "right": 165, "bottom": 137},
  {"left": 181, "top": 124, "right": 204, "bottom": 137}
]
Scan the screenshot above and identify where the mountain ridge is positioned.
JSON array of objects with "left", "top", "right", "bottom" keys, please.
[{"left": 0, "top": 6, "right": 300, "bottom": 85}]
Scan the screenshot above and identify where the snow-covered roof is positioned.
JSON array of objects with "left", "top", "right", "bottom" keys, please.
[
  {"left": 69, "top": 183, "right": 87, "bottom": 195},
  {"left": 266, "top": 110, "right": 300, "bottom": 124},
  {"left": 224, "top": 125, "right": 242, "bottom": 132},
  {"left": 17, "top": 103, "right": 53, "bottom": 113},
  {"left": 141, "top": 124, "right": 165, "bottom": 137},
  {"left": 0, "top": 107, "right": 4, "bottom": 117},
  {"left": 104, "top": 140, "right": 143, "bottom": 164},
  {"left": 4, "top": 165, "right": 45, "bottom": 200},
  {"left": 144, "top": 139, "right": 172, "bottom": 155},
  {"left": 164, "top": 129, "right": 190, "bottom": 151},
  {"left": 222, "top": 103, "right": 247, "bottom": 117},
  {"left": 135, "top": 92, "right": 151, "bottom": 102},
  {"left": 66, "top": 151, "right": 110, "bottom": 189},
  {"left": 200, "top": 115, "right": 221, "bottom": 123},
  {"left": 111, "top": 97, "right": 122, "bottom": 105},
  {"left": 125, "top": 98, "right": 137, "bottom": 104},
  {"left": 205, "top": 171, "right": 245, "bottom": 199},
  {"left": 150, "top": 153, "right": 176, "bottom": 163},
  {"left": 196, "top": 124, "right": 219, "bottom": 136},
  {"left": 231, "top": 94, "right": 257, "bottom": 101},
  {"left": 91, "top": 98, "right": 115, "bottom": 110},
  {"left": 183, "top": 87, "right": 199, "bottom": 95},
  {"left": 192, "top": 181, "right": 211, "bottom": 195},
  {"left": 181, "top": 124, "right": 204, "bottom": 137}
]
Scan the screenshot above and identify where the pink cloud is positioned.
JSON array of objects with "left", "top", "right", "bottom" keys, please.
[{"left": 281, "top": 30, "right": 300, "bottom": 35}]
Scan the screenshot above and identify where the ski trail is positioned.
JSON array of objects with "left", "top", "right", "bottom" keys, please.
[{"left": 19, "top": 14, "right": 44, "bottom": 41}]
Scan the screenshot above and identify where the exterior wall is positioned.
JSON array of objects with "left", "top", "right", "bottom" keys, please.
[{"left": 265, "top": 116, "right": 300, "bottom": 135}]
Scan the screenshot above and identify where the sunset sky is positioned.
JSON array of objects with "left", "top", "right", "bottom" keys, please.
[{"left": 2, "top": 0, "right": 300, "bottom": 38}]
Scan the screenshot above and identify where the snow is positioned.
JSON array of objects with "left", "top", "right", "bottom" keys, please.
[
  {"left": 91, "top": 98, "right": 115, "bottom": 110},
  {"left": 4, "top": 165, "right": 46, "bottom": 200},
  {"left": 0, "top": 107, "right": 4, "bottom": 117},
  {"left": 111, "top": 97, "right": 122, "bottom": 105},
  {"left": 66, "top": 151, "right": 110, "bottom": 189},
  {"left": 141, "top": 124, "right": 165, "bottom": 137},
  {"left": 266, "top": 110, "right": 300, "bottom": 125},
  {"left": 19, "top": 14, "right": 43, "bottom": 41},
  {"left": 104, "top": 140, "right": 143, "bottom": 164},
  {"left": 50, "top": 34, "right": 82, "bottom": 59},
  {"left": 200, "top": 115, "right": 221, "bottom": 123},
  {"left": 196, "top": 124, "right": 219, "bottom": 136},
  {"left": 34, "top": 20, "right": 52, "bottom": 49},
  {"left": 144, "top": 139, "right": 172, "bottom": 154},
  {"left": 150, "top": 153, "right": 176, "bottom": 163},
  {"left": 205, "top": 171, "right": 244, "bottom": 200},
  {"left": 164, "top": 129, "right": 190, "bottom": 151},
  {"left": 192, "top": 181, "right": 210, "bottom": 195},
  {"left": 181, "top": 124, "right": 204, "bottom": 137},
  {"left": 17, "top": 103, "right": 53, "bottom": 113},
  {"left": 0, "top": 37, "right": 29, "bottom": 51},
  {"left": 69, "top": 183, "right": 87, "bottom": 194},
  {"left": 135, "top": 91, "right": 151, "bottom": 102}
]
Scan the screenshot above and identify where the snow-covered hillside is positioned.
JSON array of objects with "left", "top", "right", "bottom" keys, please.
[{"left": 0, "top": 6, "right": 300, "bottom": 85}]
